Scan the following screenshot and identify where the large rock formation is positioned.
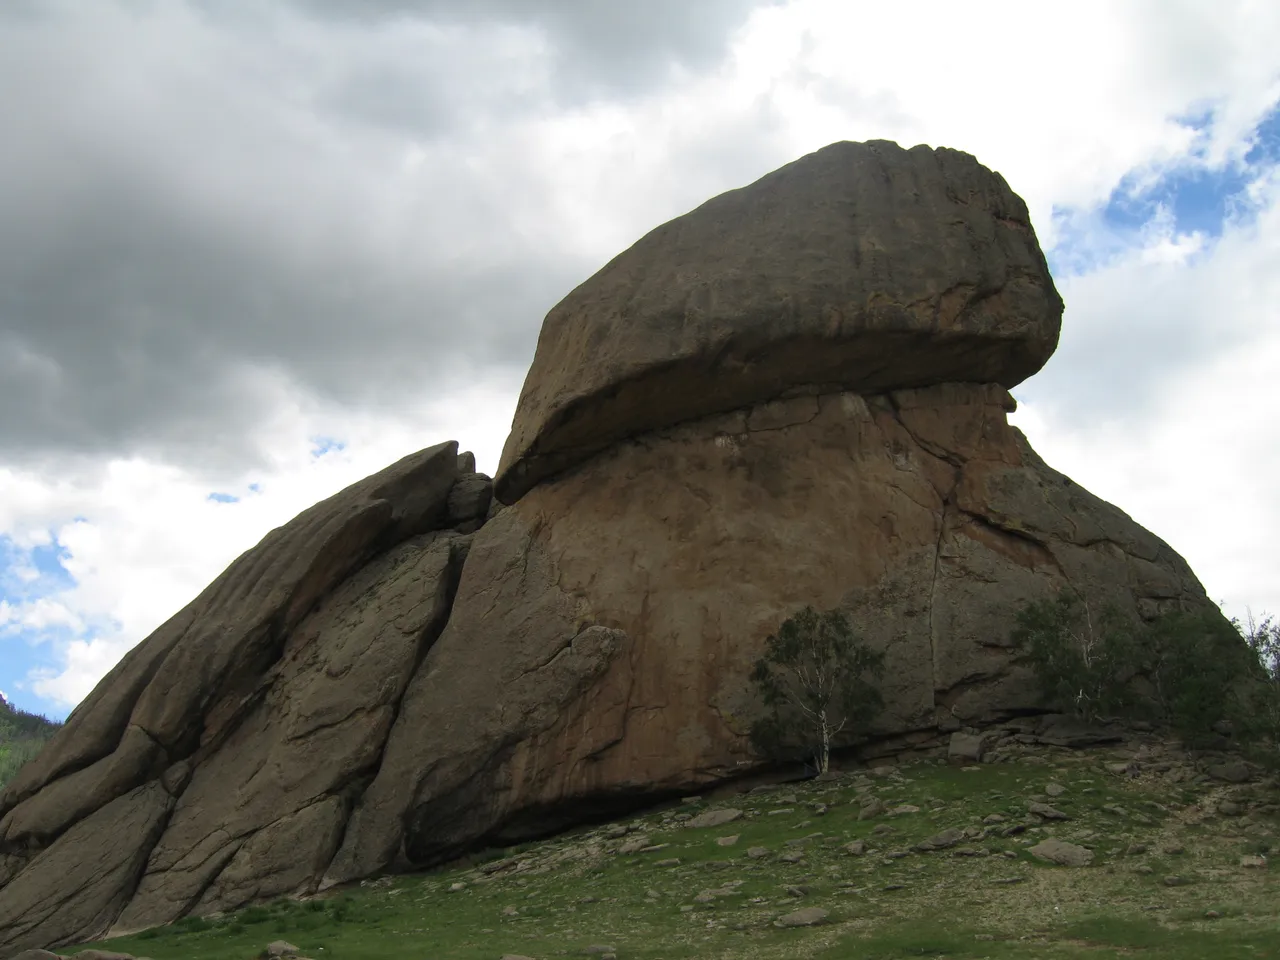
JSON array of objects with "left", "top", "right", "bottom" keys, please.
[
  {"left": 0, "top": 140, "right": 1210, "bottom": 957},
  {"left": 495, "top": 139, "right": 1063, "bottom": 502}
]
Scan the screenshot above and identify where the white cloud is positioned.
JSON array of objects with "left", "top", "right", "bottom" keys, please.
[{"left": 1013, "top": 169, "right": 1280, "bottom": 622}]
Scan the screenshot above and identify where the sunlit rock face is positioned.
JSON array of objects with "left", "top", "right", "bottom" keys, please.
[{"left": 0, "top": 141, "right": 1212, "bottom": 959}]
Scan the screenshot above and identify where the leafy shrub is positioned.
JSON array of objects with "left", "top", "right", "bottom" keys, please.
[
  {"left": 1236, "top": 614, "right": 1280, "bottom": 749},
  {"left": 1010, "top": 592, "right": 1140, "bottom": 725},
  {"left": 1012, "top": 591, "right": 1279, "bottom": 749},
  {"left": 1143, "top": 607, "right": 1258, "bottom": 744},
  {"left": 748, "top": 605, "right": 885, "bottom": 774}
]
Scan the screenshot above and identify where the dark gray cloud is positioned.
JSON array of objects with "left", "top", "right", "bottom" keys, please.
[
  {"left": 0, "top": 0, "right": 771, "bottom": 470},
  {"left": 291, "top": 0, "right": 771, "bottom": 100}
]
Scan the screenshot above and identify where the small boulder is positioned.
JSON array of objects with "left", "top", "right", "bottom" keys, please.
[
  {"left": 1029, "top": 838, "right": 1094, "bottom": 867},
  {"left": 1207, "top": 759, "right": 1251, "bottom": 783},
  {"left": 716, "top": 834, "right": 740, "bottom": 847},
  {"left": 686, "top": 808, "right": 743, "bottom": 829},
  {"left": 948, "top": 732, "right": 990, "bottom": 763},
  {"left": 858, "top": 799, "right": 886, "bottom": 820},
  {"left": 266, "top": 941, "right": 301, "bottom": 958},
  {"left": 775, "top": 906, "right": 829, "bottom": 928},
  {"left": 618, "top": 836, "right": 650, "bottom": 854},
  {"left": 1027, "top": 801, "right": 1070, "bottom": 821},
  {"left": 915, "top": 828, "right": 964, "bottom": 852},
  {"left": 746, "top": 846, "right": 771, "bottom": 859},
  {"left": 843, "top": 840, "right": 867, "bottom": 856}
]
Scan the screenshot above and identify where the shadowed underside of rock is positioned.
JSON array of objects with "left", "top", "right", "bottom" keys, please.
[
  {"left": 0, "top": 140, "right": 1216, "bottom": 960},
  {"left": 495, "top": 139, "right": 1064, "bottom": 503}
]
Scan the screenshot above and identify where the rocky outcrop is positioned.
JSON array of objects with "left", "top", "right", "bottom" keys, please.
[
  {"left": 0, "top": 442, "right": 481, "bottom": 954},
  {"left": 0, "top": 140, "right": 1215, "bottom": 957},
  {"left": 495, "top": 139, "right": 1063, "bottom": 503}
]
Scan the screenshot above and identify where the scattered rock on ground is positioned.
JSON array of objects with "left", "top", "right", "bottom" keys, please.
[
  {"left": 686, "top": 808, "right": 743, "bottom": 829},
  {"left": 1029, "top": 838, "right": 1094, "bottom": 867},
  {"left": 1207, "top": 760, "right": 1251, "bottom": 783},
  {"left": 1027, "top": 802, "right": 1070, "bottom": 821},
  {"left": 915, "top": 828, "right": 964, "bottom": 852},
  {"left": 858, "top": 799, "right": 887, "bottom": 820},
  {"left": 775, "top": 907, "right": 829, "bottom": 928}
]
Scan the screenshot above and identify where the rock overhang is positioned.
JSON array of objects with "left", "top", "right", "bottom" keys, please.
[{"left": 494, "top": 139, "right": 1064, "bottom": 504}]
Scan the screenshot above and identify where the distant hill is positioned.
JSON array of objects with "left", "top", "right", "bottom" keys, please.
[{"left": 0, "top": 694, "right": 60, "bottom": 792}]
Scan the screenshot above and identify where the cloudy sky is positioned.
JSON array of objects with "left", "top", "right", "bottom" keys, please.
[{"left": 1, "top": 0, "right": 1278, "bottom": 720}]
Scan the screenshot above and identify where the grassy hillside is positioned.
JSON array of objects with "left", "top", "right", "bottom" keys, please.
[
  {"left": 76, "top": 737, "right": 1278, "bottom": 960},
  {"left": 0, "top": 696, "right": 59, "bottom": 792}
]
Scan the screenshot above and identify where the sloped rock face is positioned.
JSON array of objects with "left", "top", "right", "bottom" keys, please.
[
  {"left": 0, "top": 442, "right": 487, "bottom": 955},
  {"left": 496, "top": 139, "right": 1063, "bottom": 502},
  {"left": 0, "top": 140, "right": 1214, "bottom": 957},
  {"left": 317, "top": 383, "right": 1203, "bottom": 883}
]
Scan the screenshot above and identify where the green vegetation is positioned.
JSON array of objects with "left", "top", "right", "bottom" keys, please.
[
  {"left": 0, "top": 695, "right": 59, "bottom": 791},
  {"left": 76, "top": 749, "right": 1279, "bottom": 960},
  {"left": 748, "top": 606, "right": 885, "bottom": 775},
  {"left": 1012, "top": 593, "right": 1280, "bottom": 754}
]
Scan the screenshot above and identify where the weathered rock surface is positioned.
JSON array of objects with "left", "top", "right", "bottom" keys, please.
[
  {"left": 0, "top": 442, "right": 478, "bottom": 954},
  {"left": 1029, "top": 838, "right": 1095, "bottom": 867},
  {"left": 495, "top": 139, "right": 1063, "bottom": 502},
  {"left": 322, "top": 380, "right": 1202, "bottom": 885},
  {"left": 0, "top": 140, "right": 1218, "bottom": 958}
]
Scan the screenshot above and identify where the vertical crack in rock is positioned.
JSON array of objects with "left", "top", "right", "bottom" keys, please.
[
  {"left": 927, "top": 503, "right": 951, "bottom": 708},
  {"left": 318, "top": 534, "right": 471, "bottom": 883}
]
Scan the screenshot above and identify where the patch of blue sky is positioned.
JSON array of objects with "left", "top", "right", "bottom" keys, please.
[
  {"left": 0, "top": 533, "right": 81, "bottom": 718},
  {"left": 207, "top": 492, "right": 240, "bottom": 503},
  {"left": 1048, "top": 101, "right": 1280, "bottom": 279},
  {"left": 310, "top": 436, "right": 347, "bottom": 458}
]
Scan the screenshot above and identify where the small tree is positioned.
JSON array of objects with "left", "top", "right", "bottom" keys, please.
[
  {"left": 1010, "top": 591, "right": 1140, "bottom": 725},
  {"left": 1236, "top": 612, "right": 1280, "bottom": 751},
  {"left": 748, "top": 605, "right": 885, "bottom": 775}
]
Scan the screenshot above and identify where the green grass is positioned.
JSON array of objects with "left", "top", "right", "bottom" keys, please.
[{"left": 70, "top": 750, "right": 1280, "bottom": 960}]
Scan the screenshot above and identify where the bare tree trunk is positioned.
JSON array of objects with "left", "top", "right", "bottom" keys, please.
[{"left": 819, "top": 709, "right": 830, "bottom": 775}]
